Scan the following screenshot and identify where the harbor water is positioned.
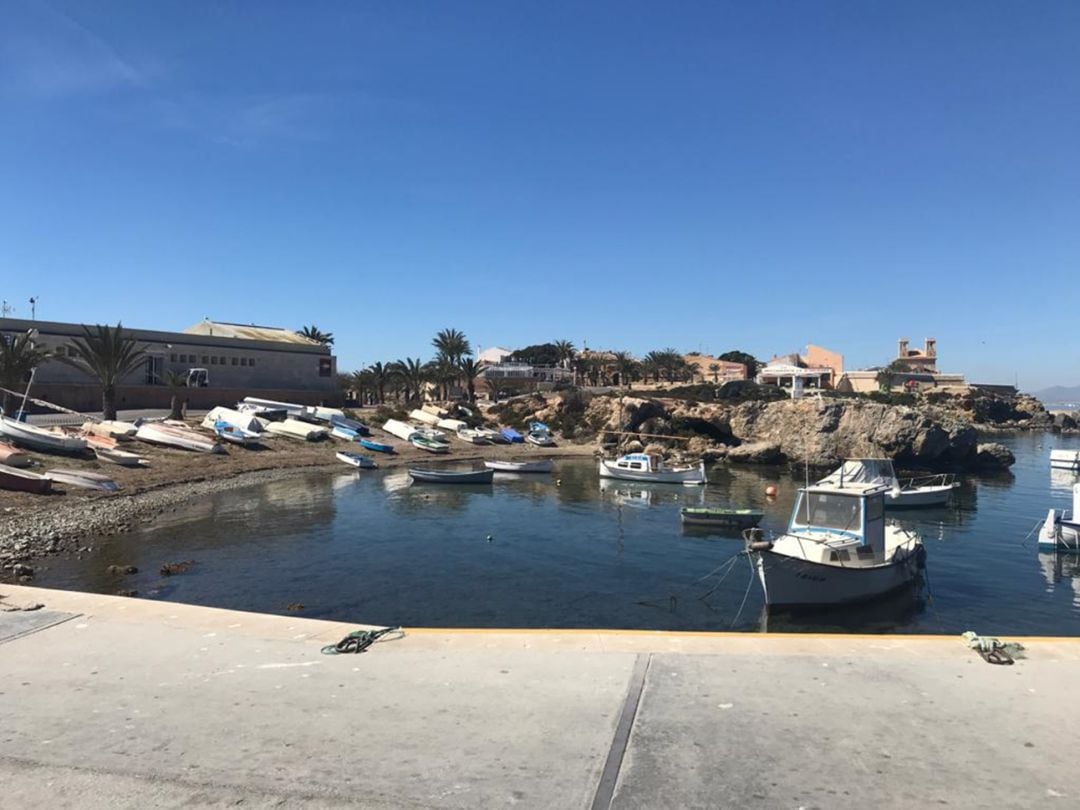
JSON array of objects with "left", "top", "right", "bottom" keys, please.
[{"left": 35, "top": 432, "right": 1080, "bottom": 634}]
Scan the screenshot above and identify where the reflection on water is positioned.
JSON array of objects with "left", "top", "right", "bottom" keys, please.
[{"left": 33, "top": 432, "right": 1080, "bottom": 635}]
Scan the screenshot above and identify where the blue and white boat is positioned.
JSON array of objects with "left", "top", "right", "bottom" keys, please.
[
  {"left": 359, "top": 437, "right": 395, "bottom": 454},
  {"left": 500, "top": 427, "right": 524, "bottom": 443},
  {"left": 214, "top": 421, "right": 262, "bottom": 447},
  {"left": 331, "top": 424, "right": 361, "bottom": 442},
  {"left": 526, "top": 421, "right": 555, "bottom": 446},
  {"left": 330, "top": 414, "right": 371, "bottom": 436}
]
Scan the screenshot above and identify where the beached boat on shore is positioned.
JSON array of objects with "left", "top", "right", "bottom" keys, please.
[
  {"left": 336, "top": 451, "right": 377, "bottom": 469},
  {"left": 408, "top": 467, "right": 494, "bottom": 484},
  {"left": 457, "top": 428, "right": 490, "bottom": 445},
  {"left": 474, "top": 427, "right": 506, "bottom": 443},
  {"left": 0, "top": 441, "right": 31, "bottom": 468},
  {"left": 202, "top": 407, "right": 264, "bottom": 434},
  {"left": 680, "top": 507, "right": 763, "bottom": 529},
  {"left": 135, "top": 422, "right": 225, "bottom": 453},
  {"left": 500, "top": 427, "right": 524, "bottom": 443},
  {"left": 599, "top": 453, "right": 707, "bottom": 485},
  {"left": 412, "top": 435, "right": 451, "bottom": 454},
  {"left": 410, "top": 409, "right": 441, "bottom": 426},
  {"left": 0, "top": 466, "right": 51, "bottom": 494},
  {"left": 526, "top": 422, "right": 555, "bottom": 446},
  {"left": 94, "top": 446, "right": 148, "bottom": 467},
  {"left": 359, "top": 437, "right": 395, "bottom": 454},
  {"left": 383, "top": 419, "right": 420, "bottom": 442},
  {"left": 214, "top": 422, "right": 262, "bottom": 447},
  {"left": 0, "top": 415, "right": 88, "bottom": 455},
  {"left": 746, "top": 480, "right": 924, "bottom": 607},
  {"left": 265, "top": 418, "right": 328, "bottom": 441},
  {"left": 329, "top": 414, "right": 370, "bottom": 436},
  {"left": 44, "top": 469, "right": 120, "bottom": 492},
  {"left": 82, "top": 420, "right": 137, "bottom": 441},
  {"left": 483, "top": 459, "right": 554, "bottom": 474},
  {"left": 436, "top": 417, "right": 468, "bottom": 432}
]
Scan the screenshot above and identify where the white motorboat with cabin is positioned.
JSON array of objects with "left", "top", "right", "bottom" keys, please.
[
  {"left": 1040, "top": 483, "right": 1080, "bottom": 550},
  {"left": 598, "top": 453, "right": 707, "bottom": 485},
  {"left": 1051, "top": 449, "right": 1080, "bottom": 471},
  {"left": 818, "top": 458, "right": 958, "bottom": 508},
  {"left": 746, "top": 480, "right": 924, "bottom": 607}
]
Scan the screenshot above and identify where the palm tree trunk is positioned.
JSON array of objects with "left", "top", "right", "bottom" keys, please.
[
  {"left": 169, "top": 392, "right": 183, "bottom": 420},
  {"left": 102, "top": 387, "right": 117, "bottom": 421}
]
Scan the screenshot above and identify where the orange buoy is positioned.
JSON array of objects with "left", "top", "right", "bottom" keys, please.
[{"left": 765, "top": 485, "right": 778, "bottom": 497}]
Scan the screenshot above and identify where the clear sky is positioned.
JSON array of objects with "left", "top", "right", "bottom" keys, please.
[{"left": 1, "top": 1, "right": 1077, "bottom": 389}]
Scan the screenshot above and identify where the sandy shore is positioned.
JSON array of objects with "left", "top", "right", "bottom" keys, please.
[{"left": 0, "top": 422, "right": 596, "bottom": 577}]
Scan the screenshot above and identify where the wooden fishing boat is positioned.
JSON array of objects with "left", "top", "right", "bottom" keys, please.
[
  {"left": 336, "top": 451, "right": 378, "bottom": 469},
  {"left": 45, "top": 469, "right": 121, "bottom": 492},
  {"left": 408, "top": 467, "right": 494, "bottom": 484},
  {"left": 136, "top": 422, "right": 225, "bottom": 453},
  {"left": 475, "top": 427, "right": 507, "bottom": 444},
  {"left": 0, "top": 466, "right": 52, "bottom": 494},
  {"left": 359, "top": 437, "right": 395, "bottom": 454},
  {"left": 82, "top": 432, "right": 118, "bottom": 451},
  {"left": 82, "top": 420, "right": 137, "bottom": 441},
  {"left": 412, "top": 435, "right": 451, "bottom": 454},
  {"left": 500, "top": 427, "right": 524, "bottom": 443},
  {"left": 0, "top": 440, "right": 31, "bottom": 468},
  {"left": 483, "top": 459, "right": 554, "bottom": 474},
  {"left": 599, "top": 453, "right": 706, "bottom": 485},
  {"left": 680, "top": 507, "right": 764, "bottom": 529},
  {"left": 264, "top": 418, "right": 328, "bottom": 441},
  {"left": 526, "top": 422, "right": 555, "bottom": 447},
  {"left": 94, "top": 446, "right": 148, "bottom": 467},
  {"left": 0, "top": 415, "right": 88, "bottom": 455}
]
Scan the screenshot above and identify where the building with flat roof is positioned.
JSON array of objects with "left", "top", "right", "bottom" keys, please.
[
  {"left": 0, "top": 317, "right": 339, "bottom": 412},
  {"left": 757, "top": 344, "right": 844, "bottom": 396}
]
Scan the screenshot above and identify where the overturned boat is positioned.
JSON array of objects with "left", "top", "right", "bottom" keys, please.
[{"left": 0, "top": 415, "right": 88, "bottom": 455}]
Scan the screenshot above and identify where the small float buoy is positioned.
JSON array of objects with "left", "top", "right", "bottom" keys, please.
[
  {"left": 486, "top": 534, "right": 493, "bottom": 542},
  {"left": 765, "top": 485, "right": 778, "bottom": 497},
  {"left": 556, "top": 479, "right": 562, "bottom": 486}
]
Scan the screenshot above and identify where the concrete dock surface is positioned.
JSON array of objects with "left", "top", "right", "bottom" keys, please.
[{"left": 2, "top": 585, "right": 1079, "bottom": 809}]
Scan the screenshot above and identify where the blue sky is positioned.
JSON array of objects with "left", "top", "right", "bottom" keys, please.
[{"left": 1, "top": 1, "right": 1077, "bottom": 389}]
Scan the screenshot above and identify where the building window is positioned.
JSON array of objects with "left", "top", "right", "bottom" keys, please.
[
  {"left": 249, "top": 358, "right": 255, "bottom": 366},
  {"left": 231, "top": 357, "right": 238, "bottom": 366},
  {"left": 210, "top": 357, "right": 217, "bottom": 365},
  {"left": 170, "top": 353, "right": 177, "bottom": 362},
  {"left": 240, "top": 358, "right": 247, "bottom": 367},
  {"left": 319, "top": 358, "right": 332, "bottom": 377},
  {"left": 201, "top": 355, "right": 208, "bottom": 364},
  {"left": 219, "top": 356, "right": 226, "bottom": 365}
]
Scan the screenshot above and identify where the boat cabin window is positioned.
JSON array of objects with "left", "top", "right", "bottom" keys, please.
[
  {"left": 865, "top": 495, "right": 884, "bottom": 523},
  {"left": 795, "top": 492, "right": 862, "bottom": 533},
  {"left": 629, "top": 462, "right": 643, "bottom": 470}
]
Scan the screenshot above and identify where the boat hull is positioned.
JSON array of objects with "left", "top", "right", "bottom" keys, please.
[
  {"left": 889, "top": 484, "right": 958, "bottom": 508},
  {"left": 94, "top": 447, "right": 147, "bottom": 467},
  {"left": 484, "top": 459, "right": 554, "bottom": 473},
  {"left": 599, "top": 460, "right": 706, "bottom": 485},
  {"left": 336, "top": 451, "right": 377, "bottom": 469},
  {"left": 412, "top": 437, "right": 450, "bottom": 454},
  {"left": 0, "top": 441, "right": 31, "bottom": 468},
  {"left": 408, "top": 468, "right": 494, "bottom": 484},
  {"left": 754, "top": 548, "right": 921, "bottom": 606},
  {"left": 0, "top": 467, "right": 52, "bottom": 494},
  {"left": 0, "top": 416, "right": 88, "bottom": 455},
  {"left": 136, "top": 424, "right": 224, "bottom": 453},
  {"left": 680, "top": 509, "right": 763, "bottom": 528},
  {"left": 1050, "top": 450, "right": 1080, "bottom": 471},
  {"left": 44, "top": 469, "right": 120, "bottom": 492},
  {"left": 359, "top": 438, "right": 394, "bottom": 454}
]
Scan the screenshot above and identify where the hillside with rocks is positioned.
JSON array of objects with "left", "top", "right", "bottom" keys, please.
[{"left": 485, "top": 389, "right": 1021, "bottom": 471}]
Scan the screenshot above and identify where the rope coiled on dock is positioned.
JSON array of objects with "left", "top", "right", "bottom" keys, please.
[{"left": 321, "top": 626, "right": 403, "bottom": 655}]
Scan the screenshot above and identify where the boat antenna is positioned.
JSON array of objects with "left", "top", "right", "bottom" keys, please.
[{"left": 18, "top": 367, "right": 36, "bottom": 421}]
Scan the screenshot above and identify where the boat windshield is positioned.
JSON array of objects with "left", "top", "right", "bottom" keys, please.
[{"left": 793, "top": 492, "right": 862, "bottom": 533}]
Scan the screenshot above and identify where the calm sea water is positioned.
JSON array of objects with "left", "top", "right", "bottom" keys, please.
[{"left": 37, "top": 432, "right": 1080, "bottom": 634}]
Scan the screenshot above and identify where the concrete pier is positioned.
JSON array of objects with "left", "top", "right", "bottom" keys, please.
[{"left": 2, "top": 585, "right": 1079, "bottom": 808}]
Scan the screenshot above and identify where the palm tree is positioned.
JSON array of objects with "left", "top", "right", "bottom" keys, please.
[
  {"left": 59, "top": 323, "right": 147, "bottom": 420},
  {"left": 163, "top": 370, "right": 187, "bottom": 420},
  {"left": 0, "top": 331, "right": 51, "bottom": 415},
  {"left": 612, "top": 351, "right": 639, "bottom": 389},
  {"left": 350, "top": 369, "right": 376, "bottom": 405},
  {"left": 458, "top": 357, "right": 485, "bottom": 402},
  {"left": 365, "top": 362, "right": 392, "bottom": 404},
  {"left": 431, "top": 328, "right": 472, "bottom": 365},
  {"left": 708, "top": 363, "right": 721, "bottom": 383},
  {"left": 299, "top": 325, "right": 334, "bottom": 345},
  {"left": 553, "top": 340, "right": 576, "bottom": 369},
  {"left": 390, "top": 358, "right": 428, "bottom": 404}
]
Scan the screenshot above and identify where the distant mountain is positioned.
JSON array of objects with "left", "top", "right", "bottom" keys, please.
[{"left": 1032, "top": 385, "right": 1080, "bottom": 406}]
